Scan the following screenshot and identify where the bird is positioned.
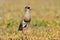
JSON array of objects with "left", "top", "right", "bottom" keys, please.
[{"left": 18, "top": 6, "right": 31, "bottom": 31}]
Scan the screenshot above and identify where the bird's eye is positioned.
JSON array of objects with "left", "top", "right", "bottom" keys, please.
[
  {"left": 28, "top": 7, "right": 30, "bottom": 9},
  {"left": 25, "top": 6, "right": 30, "bottom": 9}
]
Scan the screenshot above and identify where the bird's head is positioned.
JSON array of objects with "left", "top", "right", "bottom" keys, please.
[
  {"left": 25, "top": 6, "right": 30, "bottom": 10},
  {"left": 25, "top": 6, "right": 31, "bottom": 12}
]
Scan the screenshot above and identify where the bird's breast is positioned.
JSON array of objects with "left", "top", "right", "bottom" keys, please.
[{"left": 23, "top": 16, "right": 31, "bottom": 22}]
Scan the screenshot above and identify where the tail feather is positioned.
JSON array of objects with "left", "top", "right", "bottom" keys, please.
[
  {"left": 18, "top": 21, "right": 27, "bottom": 31},
  {"left": 18, "top": 23, "right": 23, "bottom": 31}
]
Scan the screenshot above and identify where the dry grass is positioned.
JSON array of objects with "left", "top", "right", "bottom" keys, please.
[{"left": 0, "top": 0, "right": 60, "bottom": 40}]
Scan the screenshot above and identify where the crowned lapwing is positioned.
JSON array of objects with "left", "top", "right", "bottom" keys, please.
[{"left": 18, "top": 6, "right": 31, "bottom": 31}]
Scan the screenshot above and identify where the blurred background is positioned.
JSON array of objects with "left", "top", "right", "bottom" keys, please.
[{"left": 0, "top": 0, "right": 60, "bottom": 40}]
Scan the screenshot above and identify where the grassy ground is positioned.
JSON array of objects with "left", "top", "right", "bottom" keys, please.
[{"left": 0, "top": 0, "right": 60, "bottom": 40}]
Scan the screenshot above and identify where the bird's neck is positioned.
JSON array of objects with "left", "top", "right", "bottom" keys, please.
[{"left": 25, "top": 9, "right": 30, "bottom": 14}]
